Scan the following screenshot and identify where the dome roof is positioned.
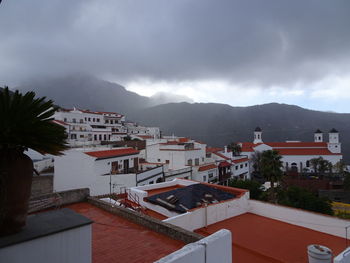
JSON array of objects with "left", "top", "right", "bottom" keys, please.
[
  {"left": 330, "top": 128, "right": 338, "bottom": 133},
  {"left": 255, "top": 127, "right": 262, "bottom": 132},
  {"left": 314, "top": 129, "right": 322, "bottom": 133}
]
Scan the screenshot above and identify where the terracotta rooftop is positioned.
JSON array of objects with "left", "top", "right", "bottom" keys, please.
[
  {"left": 212, "top": 152, "right": 230, "bottom": 160},
  {"left": 195, "top": 212, "right": 346, "bottom": 263},
  {"left": 85, "top": 148, "right": 139, "bottom": 159},
  {"left": 232, "top": 157, "right": 249, "bottom": 164},
  {"left": 206, "top": 147, "right": 223, "bottom": 153},
  {"left": 66, "top": 202, "right": 183, "bottom": 263},
  {"left": 276, "top": 148, "right": 342, "bottom": 156},
  {"left": 198, "top": 163, "right": 217, "bottom": 172},
  {"left": 266, "top": 142, "right": 328, "bottom": 148}
]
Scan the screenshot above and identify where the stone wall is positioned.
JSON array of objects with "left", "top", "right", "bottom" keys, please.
[
  {"left": 87, "top": 197, "right": 203, "bottom": 244},
  {"left": 31, "top": 175, "right": 53, "bottom": 197},
  {"left": 29, "top": 188, "right": 90, "bottom": 213}
]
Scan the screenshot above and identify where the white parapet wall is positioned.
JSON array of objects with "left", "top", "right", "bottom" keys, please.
[
  {"left": 334, "top": 247, "right": 350, "bottom": 263},
  {"left": 0, "top": 224, "right": 91, "bottom": 263},
  {"left": 249, "top": 200, "right": 350, "bottom": 238},
  {"left": 164, "top": 192, "right": 249, "bottom": 231},
  {"left": 155, "top": 229, "right": 232, "bottom": 263}
]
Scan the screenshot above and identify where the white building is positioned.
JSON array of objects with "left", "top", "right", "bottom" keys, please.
[
  {"left": 53, "top": 108, "right": 127, "bottom": 146},
  {"left": 240, "top": 127, "right": 343, "bottom": 173},
  {"left": 206, "top": 147, "right": 250, "bottom": 183},
  {"left": 54, "top": 147, "right": 164, "bottom": 195},
  {"left": 124, "top": 122, "right": 160, "bottom": 138},
  {"left": 145, "top": 137, "right": 219, "bottom": 183}
]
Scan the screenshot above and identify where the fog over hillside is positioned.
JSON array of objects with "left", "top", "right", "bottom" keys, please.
[{"left": 14, "top": 75, "right": 350, "bottom": 163}]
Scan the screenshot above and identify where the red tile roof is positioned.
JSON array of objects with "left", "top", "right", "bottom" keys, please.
[
  {"left": 66, "top": 203, "right": 183, "bottom": 263},
  {"left": 198, "top": 163, "right": 217, "bottom": 172},
  {"left": 195, "top": 212, "right": 346, "bottom": 263},
  {"left": 85, "top": 148, "right": 139, "bottom": 159},
  {"left": 266, "top": 142, "right": 328, "bottom": 148},
  {"left": 206, "top": 147, "right": 223, "bottom": 153},
  {"left": 219, "top": 161, "right": 231, "bottom": 167},
  {"left": 240, "top": 142, "right": 260, "bottom": 152},
  {"left": 232, "top": 157, "right": 249, "bottom": 164},
  {"left": 178, "top": 137, "right": 190, "bottom": 143},
  {"left": 212, "top": 152, "right": 230, "bottom": 160},
  {"left": 276, "top": 148, "right": 342, "bottom": 156}
]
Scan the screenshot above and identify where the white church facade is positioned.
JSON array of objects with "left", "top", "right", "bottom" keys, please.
[{"left": 240, "top": 127, "right": 343, "bottom": 173}]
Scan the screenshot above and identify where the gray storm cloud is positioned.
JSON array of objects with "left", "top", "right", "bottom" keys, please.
[{"left": 0, "top": 0, "right": 349, "bottom": 87}]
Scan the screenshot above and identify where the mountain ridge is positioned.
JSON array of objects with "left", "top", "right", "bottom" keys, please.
[{"left": 13, "top": 75, "right": 350, "bottom": 162}]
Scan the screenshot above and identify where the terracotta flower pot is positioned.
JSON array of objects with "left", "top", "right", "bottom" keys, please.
[{"left": 0, "top": 151, "right": 33, "bottom": 236}]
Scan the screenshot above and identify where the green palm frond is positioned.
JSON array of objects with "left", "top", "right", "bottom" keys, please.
[{"left": 0, "top": 87, "right": 68, "bottom": 155}]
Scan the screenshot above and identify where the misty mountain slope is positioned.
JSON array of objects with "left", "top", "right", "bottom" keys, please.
[
  {"left": 17, "top": 75, "right": 192, "bottom": 116},
  {"left": 132, "top": 102, "right": 350, "bottom": 162},
  {"left": 13, "top": 75, "right": 350, "bottom": 162},
  {"left": 18, "top": 74, "right": 150, "bottom": 115}
]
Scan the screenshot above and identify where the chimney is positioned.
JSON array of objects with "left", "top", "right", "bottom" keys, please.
[{"left": 307, "top": 244, "right": 332, "bottom": 263}]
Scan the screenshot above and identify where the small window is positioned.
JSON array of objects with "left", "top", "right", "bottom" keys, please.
[
  {"left": 88, "top": 118, "right": 91, "bottom": 121},
  {"left": 203, "top": 176, "right": 207, "bottom": 182},
  {"left": 80, "top": 119, "right": 83, "bottom": 123},
  {"left": 209, "top": 173, "right": 214, "bottom": 178},
  {"left": 235, "top": 166, "right": 238, "bottom": 170},
  {"left": 166, "top": 160, "right": 170, "bottom": 164},
  {"left": 64, "top": 118, "right": 67, "bottom": 122},
  {"left": 72, "top": 118, "right": 76, "bottom": 123},
  {"left": 245, "top": 163, "right": 248, "bottom": 167},
  {"left": 240, "top": 164, "right": 243, "bottom": 169},
  {"left": 85, "top": 117, "right": 87, "bottom": 121},
  {"left": 195, "top": 158, "right": 199, "bottom": 166},
  {"left": 80, "top": 135, "right": 84, "bottom": 138},
  {"left": 94, "top": 135, "right": 97, "bottom": 140},
  {"left": 106, "top": 120, "right": 109, "bottom": 124},
  {"left": 149, "top": 181, "right": 154, "bottom": 184},
  {"left": 187, "top": 159, "right": 193, "bottom": 166},
  {"left": 306, "top": 161, "right": 310, "bottom": 167},
  {"left": 158, "top": 159, "right": 161, "bottom": 162},
  {"left": 93, "top": 118, "right": 95, "bottom": 122}
]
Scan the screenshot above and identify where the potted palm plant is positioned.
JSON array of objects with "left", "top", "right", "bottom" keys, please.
[{"left": 0, "top": 87, "right": 68, "bottom": 236}]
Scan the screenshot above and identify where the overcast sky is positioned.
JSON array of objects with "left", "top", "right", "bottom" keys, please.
[{"left": 1, "top": 1, "right": 350, "bottom": 112}]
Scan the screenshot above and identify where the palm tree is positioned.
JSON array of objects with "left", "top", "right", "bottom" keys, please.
[
  {"left": 227, "top": 142, "right": 242, "bottom": 156},
  {"left": 0, "top": 87, "right": 68, "bottom": 235},
  {"left": 260, "top": 150, "right": 283, "bottom": 202}
]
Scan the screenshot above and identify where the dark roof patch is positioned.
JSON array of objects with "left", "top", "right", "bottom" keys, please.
[{"left": 145, "top": 184, "right": 235, "bottom": 213}]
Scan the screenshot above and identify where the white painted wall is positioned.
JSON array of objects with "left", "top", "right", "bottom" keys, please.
[
  {"left": 0, "top": 225, "right": 91, "bottom": 263},
  {"left": 249, "top": 200, "right": 350, "bottom": 238},
  {"left": 54, "top": 148, "right": 139, "bottom": 195},
  {"left": 155, "top": 229, "right": 232, "bottom": 263},
  {"left": 334, "top": 247, "right": 350, "bottom": 263},
  {"left": 281, "top": 154, "right": 342, "bottom": 172}
]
